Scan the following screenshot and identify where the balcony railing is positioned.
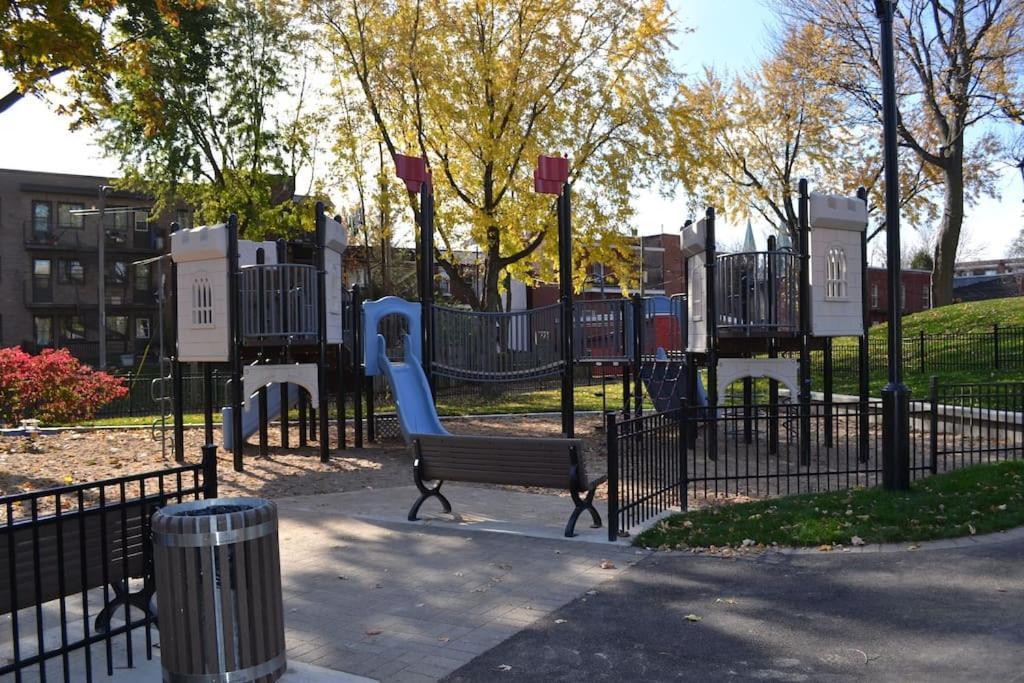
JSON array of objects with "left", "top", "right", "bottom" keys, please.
[
  {"left": 240, "top": 264, "right": 318, "bottom": 344},
  {"left": 21, "top": 221, "right": 166, "bottom": 252},
  {"left": 714, "top": 251, "right": 800, "bottom": 336}
]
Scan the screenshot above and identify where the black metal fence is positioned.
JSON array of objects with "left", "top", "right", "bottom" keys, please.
[
  {"left": 607, "top": 380, "right": 1024, "bottom": 541},
  {"left": 606, "top": 409, "right": 685, "bottom": 541},
  {"left": 0, "top": 446, "right": 216, "bottom": 681},
  {"left": 813, "top": 325, "right": 1024, "bottom": 377}
]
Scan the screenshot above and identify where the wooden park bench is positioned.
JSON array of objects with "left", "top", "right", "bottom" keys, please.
[
  {"left": 408, "top": 434, "right": 607, "bottom": 537},
  {"left": 0, "top": 493, "right": 166, "bottom": 633}
]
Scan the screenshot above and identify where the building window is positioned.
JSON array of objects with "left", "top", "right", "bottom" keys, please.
[
  {"left": 921, "top": 285, "right": 930, "bottom": 310},
  {"left": 135, "top": 317, "right": 152, "bottom": 340},
  {"left": 106, "top": 315, "right": 128, "bottom": 339},
  {"left": 33, "top": 258, "right": 52, "bottom": 285},
  {"left": 59, "top": 259, "right": 85, "bottom": 284},
  {"left": 689, "top": 259, "right": 703, "bottom": 321},
  {"left": 34, "top": 316, "right": 53, "bottom": 346},
  {"left": 134, "top": 210, "right": 150, "bottom": 233},
  {"left": 825, "top": 247, "right": 848, "bottom": 300},
  {"left": 134, "top": 263, "right": 151, "bottom": 291},
  {"left": 176, "top": 209, "right": 192, "bottom": 231},
  {"left": 32, "top": 201, "right": 52, "bottom": 236},
  {"left": 191, "top": 274, "right": 215, "bottom": 327},
  {"left": 107, "top": 261, "right": 129, "bottom": 285},
  {"left": 58, "top": 202, "right": 85, "bottom": 229},
  {"left": 871, "top": 284, "right": 880, "bottom": 310},
  {"left": 62, "top": 316, "right": 86, "bottom": 341}
]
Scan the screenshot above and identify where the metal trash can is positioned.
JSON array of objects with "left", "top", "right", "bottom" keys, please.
[{"left": 152, "top": 498, "right": 286, "bottom": 683}]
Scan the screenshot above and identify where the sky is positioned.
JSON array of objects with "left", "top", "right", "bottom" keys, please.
[{"left": 0, "top": 0, "right": 1021, "bottom": 258}]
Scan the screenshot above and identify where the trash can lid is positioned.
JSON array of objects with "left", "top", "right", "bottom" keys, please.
[{"left": 151, "top": 498, "right": 278, "bottom": 548}]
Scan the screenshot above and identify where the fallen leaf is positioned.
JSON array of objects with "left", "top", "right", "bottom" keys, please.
[
  {"left": 714, "top": 598, "right": 737, "bottom": 605},
  {"left": 496, "top": 664, "right": 512, "bottom": 672},
  {"left": 850, "top": 536, "right": 865, "bottom": 547},
  {"left": 969, "top": 524, "right": 977, "bottom": 535},
  {"left": 599, "top": 560, "right": 616, "bottom": 569},
  {"left": 366, "top": 630, "right": 382, "bottom": 636},
  {"left": 997, "top": 504, "right": 1007, "bottom": 511},
  {"left": 438, "top": 636, "right": 450, "bottom": 643},
  {"left": 684, "top": 614, "right": 702, "bottom": 622},
  {"left": 554, "top": 619, "right": 567, "bottom": 624},
  {"left": 585, "top": 590, "right": 598, "bottom": 596},
  {"left": 818, "top": 544, "right": 833, "bottom": 552}
]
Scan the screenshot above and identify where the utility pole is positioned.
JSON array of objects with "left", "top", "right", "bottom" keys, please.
[
  {"left": 875, "top": 0, "right": 911, "bottom": 490},
  {"left": 97, "top": 186, "right": 110, "bottom": 370}
]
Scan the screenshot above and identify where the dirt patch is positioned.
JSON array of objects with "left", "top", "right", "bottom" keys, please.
[{"left": 0, "top": 414, "right": 611, "bottom": 509}]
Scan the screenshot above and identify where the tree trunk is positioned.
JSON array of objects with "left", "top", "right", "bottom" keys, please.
[{"left": 931, "top": 149, "right": 964, "bottom": 307}]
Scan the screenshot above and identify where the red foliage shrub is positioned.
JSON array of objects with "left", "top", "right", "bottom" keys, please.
[{"left": 0, "top": 348, "right": 128, "bottom": 426}]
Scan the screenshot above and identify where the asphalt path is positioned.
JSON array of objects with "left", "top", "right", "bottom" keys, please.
[{"left": 446, "top": 538, "right": 1024, "bottom": 681}]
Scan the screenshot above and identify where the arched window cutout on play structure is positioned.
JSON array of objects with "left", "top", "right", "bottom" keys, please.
[
  {"left": 191, "top": 274, "right": 214, "bottom": 328},
  {"left": 825, "top": 246, "right": 848, "bottom": 300}
]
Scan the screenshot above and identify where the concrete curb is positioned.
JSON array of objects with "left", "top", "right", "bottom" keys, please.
[{"left": 773, "top": 524, "right": 1024, "bottom": 555}]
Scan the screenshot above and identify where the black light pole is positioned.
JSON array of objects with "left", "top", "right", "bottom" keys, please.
[{"left": 876, "top": 0, "right": 911, "bottom": 490}]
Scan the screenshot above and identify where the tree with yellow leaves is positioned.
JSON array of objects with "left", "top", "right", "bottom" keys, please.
[
  {"left": 667, "top": 24, "right": 947, "bottom": 242},
  {"left": 308, "top": 0, "right": 679, "bottom": 310}
]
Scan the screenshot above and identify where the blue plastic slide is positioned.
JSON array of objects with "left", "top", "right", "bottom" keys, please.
[
  {"left": 375, "top": 334, "right": 449, "bottom": 444},
  {"left": 222, "top": 383, "right": 299, "bottom": 451}
]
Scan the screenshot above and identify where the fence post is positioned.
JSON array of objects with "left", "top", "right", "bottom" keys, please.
[
  {"left": 606, "top": 412, "right": 619, "bottom": 542},
  {"left": 919, "top": 330, "right": 925, "bottom": 374},
  {"left": 202, "top": 444, "right": 218, "bottom": 499},
  {"left": 994, "top": 323, "right": 1000, "bottom": 370},
  {"left": 929, "top": 375, "right": 939, "bottom": 475},
  {"left": 677, "top": 403, "right": 688, "bottom": 512}
]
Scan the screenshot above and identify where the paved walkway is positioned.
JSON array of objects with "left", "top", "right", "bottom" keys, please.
[
  {"left": 446, "top": 534, "right": 1024, "bottom": 681},
  {"left": 274, "top": 486, "right": 640, "bottom": 681}
]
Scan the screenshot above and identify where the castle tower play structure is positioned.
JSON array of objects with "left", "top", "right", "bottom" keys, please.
[
  {"left": 681, "top": 179, "right": 869, "bottom": 460},
  {"left": 168, "top": 203, "right": 349, "bottom": 470}
]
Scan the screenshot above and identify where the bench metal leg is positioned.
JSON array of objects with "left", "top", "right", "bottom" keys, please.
[
  {"left": 94, "top": 579, "right": 156, "bottom": 633},
  {"left": 409, "top": 457, "right": 452, "bottom": 521},
  {"left": 565, "top": 478, "right": 605, "bottom": 538}
]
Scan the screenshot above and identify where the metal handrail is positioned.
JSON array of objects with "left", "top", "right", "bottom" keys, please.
[
  {"left": 239, "top": 264, "right": 318, "bottom": 341},
  {"left": 714, "top": 250, "right": 800, "bottom": 335}
]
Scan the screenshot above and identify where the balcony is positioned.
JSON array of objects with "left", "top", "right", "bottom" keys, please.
[
  {"left": 714, "top": 251, "right": 800, "bottom": 337},
  {"left": 239, "top": 264, "right": 319, "bottom": 345},
  {"left": 22, "top": 220, "right": 166, "bottom": 253}
]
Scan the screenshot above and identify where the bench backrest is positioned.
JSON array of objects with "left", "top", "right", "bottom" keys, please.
[
  {"left": 0, "top": 495, "right": 164, "bottom": 615},
  {"left": 412, "top": 434, "right": 588, "bottom": 490}
]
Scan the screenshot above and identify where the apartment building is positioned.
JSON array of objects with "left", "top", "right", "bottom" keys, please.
[{"left": 0, "top": 169, "right": 185, "bottom": 369}]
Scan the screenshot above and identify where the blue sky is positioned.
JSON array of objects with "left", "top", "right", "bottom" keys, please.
[{"left": 0, "top": 0, "right": 1020, "bottom": 258}]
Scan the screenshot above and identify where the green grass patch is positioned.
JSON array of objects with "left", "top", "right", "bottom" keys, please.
[{"left": 635, "top": 461, "right": 1024, "bottom": 549}]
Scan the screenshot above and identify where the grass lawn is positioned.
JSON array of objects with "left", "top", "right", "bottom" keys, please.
[
  {"left": 635, "top": 460, "right": 1024, "bottom": 549},
  {"left": 817, "top": 297, "right": 1024, "bottom": 399}
]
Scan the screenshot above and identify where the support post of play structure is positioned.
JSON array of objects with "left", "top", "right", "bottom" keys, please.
[
  {"left": 256, "top": 248, "right": 269, "bottom": 458},
  {"left": 704, "top": 207, "right": 718, "bottom": 416},
  {"left": 352, "top": 284, "right": 364, "bottom": 449},
  {"left": 876, "top": 0, "right": 911, "bottom": 490},
  {"left": 631, "top": 293, "right": 643, "bottom": 417},
  {"left": 298, "top": 388, "right": 308, "bottom": 447},
  {"left": 170, "top": 221, "right": 185, "bottom": 463},
  {"left": 559, "top": 182, "right": 575, "bottom": 438},
  {"left": 316, "top": 202, "right": 330, "bottom": 462},
  {"left": 203, "top": 363, "right": 214, "bottom": 446},
  {"left": 535, "top": 154, "right": 574, "bottom": 437},
  {"left": 276, "top": 238, "right": 290, "bottom": 449},
  {"left": 227, "top": 214, "right": 245, "bottom": 472},
  {"left": 335, "top": 214, "right": 347, "bottom": 451},
  {"left": 824, "top": 338, "right": 834, "bottom": 448},
  {"left": 767, "top": 235, "right": 780, "bottom": 455},
  {"left": 857, "top": 187, "right": 870, "bottom": 463},
  {"left": 418, "top": 182, "right": 435, "bottom": 397},
  {"left": 798, "top": 180, "right": 812, "bottom": 467}
]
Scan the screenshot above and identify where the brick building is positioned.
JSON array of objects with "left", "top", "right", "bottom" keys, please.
[
  {"left": 866, "top": 267, "right": 933, "bottom": 325},
  {"left": 0, "top": 169, "right": 184, "bottom": 369}
]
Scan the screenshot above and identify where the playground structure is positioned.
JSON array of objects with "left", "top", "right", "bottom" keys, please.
[{"left": 162, "top": 145, "right": 871, "bottom": 523}]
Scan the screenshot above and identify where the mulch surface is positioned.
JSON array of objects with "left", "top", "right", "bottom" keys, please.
[{"left": 0, "top": 414, "right": 610, "bottom": 507}]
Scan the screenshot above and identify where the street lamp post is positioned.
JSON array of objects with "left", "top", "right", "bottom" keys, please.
[
  {"left": 97, "top": 186, "right": 110, "bottom": 370},
  {"left": 875, "top": 0, "right": 911, "bottom": 490}
]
